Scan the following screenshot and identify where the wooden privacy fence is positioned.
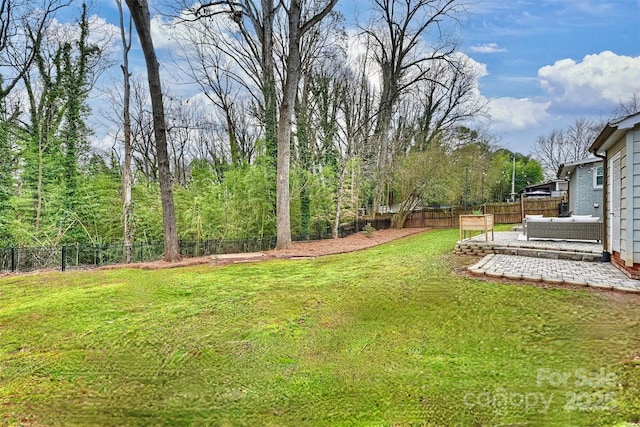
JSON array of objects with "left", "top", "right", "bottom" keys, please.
[{"left": 403, "top": 196, "right": 566, "bottom": 228}]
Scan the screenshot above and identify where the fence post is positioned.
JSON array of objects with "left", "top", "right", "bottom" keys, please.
[
  {"left": 139, "top": 242, "right": 143, "bottom": 262},
  {"left": 95, "top": 245, "right": 100, "bottom": 267},
  {"left": 11, "top": 247, "right": 15, "bottom": 273},
  {"left": 61, "top": 245, "right": 66, "bottom": 272}
]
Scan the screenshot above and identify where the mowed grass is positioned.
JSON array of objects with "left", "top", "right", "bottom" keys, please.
[{"left": 1, "top": 229, "right": 639, "bottom": 426}]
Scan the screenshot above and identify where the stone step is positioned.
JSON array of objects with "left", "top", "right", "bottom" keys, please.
[{"left": 494, "top": 246, "right": 602, "bottom": 262}]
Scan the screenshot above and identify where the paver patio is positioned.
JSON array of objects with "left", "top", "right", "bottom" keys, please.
[{"left": 460, "top": 231, "right": 640, "bottom": 293}]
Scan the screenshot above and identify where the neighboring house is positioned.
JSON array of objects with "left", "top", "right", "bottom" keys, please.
[
  {"left": 522, "top": 180, "right": 568, "bottom": 198},
  {"left": 589, "top": 111, "right": 640, "bottom": 279},
  {"left": 557, "top": 158, "right": 603, "bottom": 216}
]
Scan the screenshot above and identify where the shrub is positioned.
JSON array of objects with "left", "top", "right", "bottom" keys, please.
[{"left": 362, "top": 222, "right": 375, "bottom": 238}]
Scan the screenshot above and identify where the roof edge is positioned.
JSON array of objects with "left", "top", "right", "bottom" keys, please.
[
  {"left": 557, "top": 157, "right": 602, "bottom": 178},
  {"left": 589, "top": 125, "right": 616, "bottom": 154},
  {"left": 590, "top": 111, "right": 640, "bottom": 154}
]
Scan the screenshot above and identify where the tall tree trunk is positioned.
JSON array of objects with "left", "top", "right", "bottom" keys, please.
[
  {"left": 118, "top": 0, "right": 133, "bottom": 263},
  {"left": 274, "top": 0, "right": 303, "bottom": 250},
  {"left": 125, "top": 0, "right": 180, "bottom": 261},
  {"left": 274, "top": 0, "right": 337, "bottom": 249},
  {"left": 391, "top": 191, "right": 419, "bottom": 228}
]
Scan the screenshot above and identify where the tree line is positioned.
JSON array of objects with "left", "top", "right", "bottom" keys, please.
[
  {"left": 1, "top": 0, "right": 550, "bottom": 260},
  {"left": 533, "top": 92, "right": 640, "bottom": 178}
]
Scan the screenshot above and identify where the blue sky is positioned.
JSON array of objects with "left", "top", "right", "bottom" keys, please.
[
  {"left": 459, "top": 0, "right": 640, "bottom": 153},
  {"left": 90, "top": 0, "right": 640, "bottom": 156},
  {"left": 464, "top": 1, "right": 638, "bottom": 98}
]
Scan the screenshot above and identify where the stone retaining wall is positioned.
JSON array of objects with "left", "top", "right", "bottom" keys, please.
[
  {"left": 455, "top": 241, "right": 601, "bottom": 262},
  {"left": 454, "top": 242, "right": 498, "bottom": 256}
]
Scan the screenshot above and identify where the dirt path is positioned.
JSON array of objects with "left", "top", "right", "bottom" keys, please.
[{"left": 99, "top": 228, "right": 430, "bottom": 270}]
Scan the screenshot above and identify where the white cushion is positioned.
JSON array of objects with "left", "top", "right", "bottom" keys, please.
[
  {"left": 580, "top": 217, "right": 600, "bottom": 222},
  {"left": 552, "top": 217, "right": 574, "bottom": 222},
  {"left": 527, "top": 217, "right": 551, "bottom": 222},
  {"left": 572, "top": 215, "right": 592, "bottom": 219}
]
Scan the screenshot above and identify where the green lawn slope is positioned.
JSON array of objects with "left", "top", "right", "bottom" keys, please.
[{"left": 1, "top": 229, "right": 639, "bottom": 426}]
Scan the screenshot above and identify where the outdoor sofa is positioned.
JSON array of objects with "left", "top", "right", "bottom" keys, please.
[{"left": 525, "top": 215, "right": 602, "bottom": 242}]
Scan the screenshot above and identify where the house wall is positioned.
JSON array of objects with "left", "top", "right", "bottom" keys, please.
[
  {"left": 607, "top": 139, "right": 625, "bottom": 258},
  {"left": 567, "top": 162, "right": 603, "bottom": 216},
  {"left": 629, "top": 128, "right": 640, "bottom": 265},
  {"left": 607, "top": 126, "right": 640, "bottom": 276}
]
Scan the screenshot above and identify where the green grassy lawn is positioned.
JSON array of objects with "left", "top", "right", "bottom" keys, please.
[{"left": 1, "top": 228, "right": 639, "bottom": 426}]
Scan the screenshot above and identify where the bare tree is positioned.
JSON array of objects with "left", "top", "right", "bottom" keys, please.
[
  {"left": 128, "top": 76, "right": 158, "bottom": 181},
  {"left": 332, "top": 64, "right": 375, "bottom": 237},
  {"left": 273, "top": 0, "right": 338, "bottom": 249},
  {"left": 362, "top": 0, "right": 465, "bottom": 214},
  {"left": 116, "top": 0, "right": 134, "bottom": 262},
  {"left": 612, "top": 89, "right": 640, "bottom": 119},
  {"left": 183, "top": 0, "right": 337, "bottom": 249},
  {"left": 294, "top": 27, "right": 375, "bottom": 238},
  {"left": 179, "top": 41, "right": 255, "bottom": 165},
  {"left": 295, "top": 34, "right": 345, "bottom": 239},
  {"left": 404, "top": 56, "right": 487, "bottom": 152},
  {"left": 164, "top": 94, "right": 211, "bottom": 185},
  {"left": 533, "top": 117, "right": 600, "bottom": 178},
  {"left": 125, "top": 0, "right": 180, "bottom": 261},
  {"left": 185, "top": 0, "right": 281, "bottom": 162},
  {"left": 533, "top": 129, "right": 565, "bottom": 178},
  {"left": 565, "top": 117, "right": 600, "bottom": 161},
  {"left": 102, "top": 74, "right": 157, "bottom": 181},
  {"left": 0, "top": 0, "right": 71, "bottom": 100}
]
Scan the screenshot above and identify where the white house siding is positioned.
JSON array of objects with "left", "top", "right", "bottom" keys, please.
[
  {"left": 630, "top": 128, "right": 640, "bottom": 264},
  {"left": 620, "top": 143, "right": 627, "bottom": 262},
  {"left": 591, "top": 113, "right": 640, "bottom": 277}
]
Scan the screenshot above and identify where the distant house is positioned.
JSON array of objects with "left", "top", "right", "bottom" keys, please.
[
  {"left": 589, "top": 112, "right": 640, "bottom": 278},
  {"left": 557, "top": 158, "right": 603, "bottom": 216},
  {"left": 521, "top": 179, "right": 567, "bottom": 198}
]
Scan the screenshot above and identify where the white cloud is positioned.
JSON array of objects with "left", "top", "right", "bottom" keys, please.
[
  {"left": 538, "top": 51, "right": 640, "bottom": 107},
  {"left": 46, "top": 14, "right": 119, "bottom": 51},
  {"left": 88, "top": 14, "right": 120, "bottom": 53},
  {"left": 487, "top": 97, "right": 551, "bottom": 130},
  {"left": 150, "top": 15, "right": 180, "bottom": 50},
  {"left": 469, "top": 43, "right": 507, "bottom": 54},
  {"left": 451, "top": 51, "right": 488, "bottom": 78}
]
